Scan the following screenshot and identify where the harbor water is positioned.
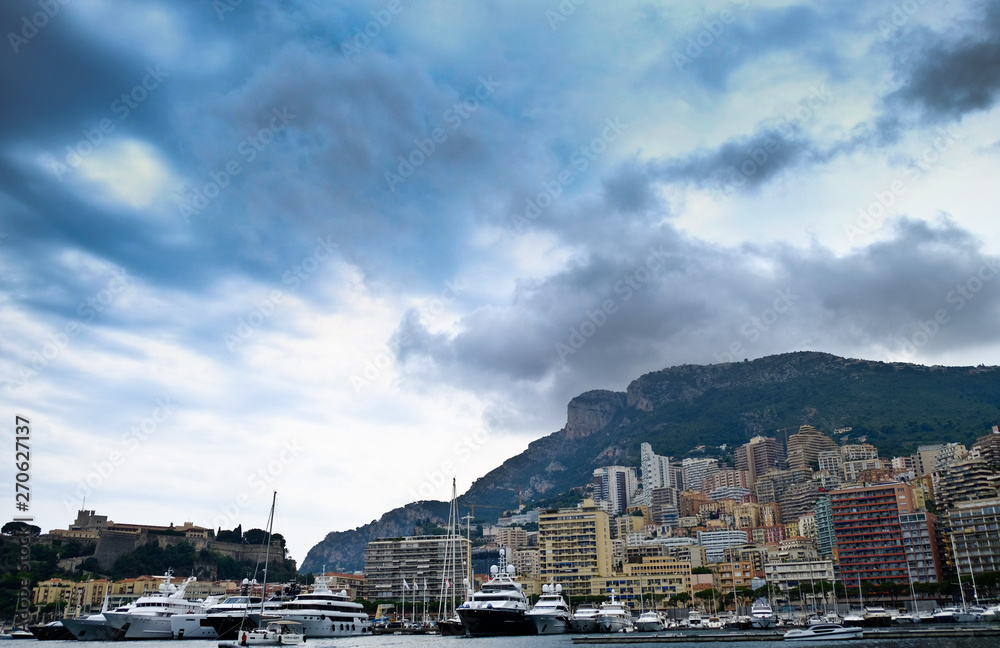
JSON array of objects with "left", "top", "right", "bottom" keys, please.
[{"left": 20, "top": 632, "right": 1000, "bottom": 648}]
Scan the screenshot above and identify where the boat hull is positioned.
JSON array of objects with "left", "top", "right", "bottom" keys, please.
[
  {"left": 103, "top": 613, "right": 176, "bottom": 640},
  {"left": 274, "top": 614, "right": 369, "bottom": 638},
  {"left": 457, "top": 608, "right": 534, "bottom": 636},
  {"left": 28, "top": 623, "right": 75, "bottom": 641},
  {"left": 170, "top": 614, "right": 219, "bottom": 639},
  {"left": 437, "top": 619, "right": 466, "bottom": 636},
  {"left": 60, "top": 617, "right": 121, "bottom": 642},
  {"left": 596, "top": 616, "right": 632, "bottom": 633},
  {"left": 205, "top": 614, "right": 262, "bottom": 640},
  {"left": 527, "top": 613, "right": 570, "bottom": 634},
  {"left": 784, "top": 628, "right": 863, "bottom": 641}
]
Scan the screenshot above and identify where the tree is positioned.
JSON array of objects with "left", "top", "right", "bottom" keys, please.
[{"left": 2, "top": 521, "right": 40, "bottom": 536}]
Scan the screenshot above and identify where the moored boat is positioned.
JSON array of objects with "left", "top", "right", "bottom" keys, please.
[
  {"left": 456, "top": 550, "right": 533, "bottom": 636},
  {"left": 749, "top": 599, "right": 775, "bottom": 628},
  {"left": 526, "top": 584, "right": 571, "bottom": 635},
  {"left": 635, "top": 610, "right": 666, "bottom": 632},
  {"left": 783, "top": 623, "right": 863, "bottom": 641}
]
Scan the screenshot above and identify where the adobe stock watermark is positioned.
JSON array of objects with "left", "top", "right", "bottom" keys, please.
[
  {"left": 722, "top": 86, "right": 831, "bottom": 195},
  {"left": 511, "top": 117, "right": 628, "bottom": 233},
  {"left": 3, "top": 269, "right": 131, "bottom": 392},
  {"left": 339, "top": 0, "right": 411, "bottom": 61},
  {"left": 713, "top": 289, "right": 799, "bottom": 363},
  {"left": 177, "top": 107, "right": 296, "bottom": 222},
  {"left": 844, "top": 125, "right": 960, "bottom": 244},
  {"left": 214, "top": 438, "right": 305, "bottom": 529},
  {"left": 224, "top": 235, "right": 337, "bottom": 352},
  {"left": 545, "top": 0, "right": 586, "bottom": 31},
  {"left": 351, "top": 278, "right": 467, "bottom": 392},
  {"left": 62, "top": 397, "right": 179, "bottom": 514},
  {"left": 895, "top": 256, "right": 1000, "bottom": 357},
  {"left": 7, "top": 0, "right": 69, "bottom": 54},
  {"left": 405, "top": 407, "right": 509, "bottom": 502},
  {"left": 556, "top": 246, "right": 670, "bottom": 362},
  {"left": 47, "top": 65, "right": 170, "bottom": 181},
  {"left": 878, "top": 0, "right": 933, "bottom": 40},
  {"left": 672, "top": 0, "right": 750, "bottom": 71},
  {"left": 384, "top": 75, "right": 500, "bottom": 192},
  {"left": 213, "top": 0, "right": 245, "bottom": 21}
]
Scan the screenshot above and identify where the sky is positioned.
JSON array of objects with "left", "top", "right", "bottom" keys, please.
[{"left": 3, "top": 0, "right": 1000, "bottom": 568}]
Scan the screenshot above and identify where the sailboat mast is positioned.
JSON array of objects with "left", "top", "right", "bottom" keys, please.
[
  {"left": 260, "top": 491, "right": 277, "bottom": 617},
  {"left": 950, "top": 535, "right": 967, "bottom": 608}
]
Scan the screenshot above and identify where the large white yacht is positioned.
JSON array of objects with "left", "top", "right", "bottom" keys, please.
[
  {"left": 525, "top": 584, "right": 571, "bottom": 634},
  {"left": 635, "top": 610, "right": 666, "bottom": 632},
  {"left": 275, "top": 575, "right": 370, "bottom": 637},
  {"left": 456, "top": 551, "right": 533, "bottom": 636},
  {"left": 594, "top": 590, "right": 634, "bottom": 633},
  {"left": 570, "top": 604, "right": 601, "bottom": 633},
  {"left": 750, "top": 599, "right": 776, "bottom": 628},
  {"left": 102, "top": 573, "right": 203, "bottom": 640}
]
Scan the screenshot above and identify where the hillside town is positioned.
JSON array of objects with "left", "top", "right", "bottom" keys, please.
[
  {"left": 363, "top": 424, "right": 1000, "bottom": 614},
  {"left": 17, "top": 424, "right": 1000, "bottom": 632}
]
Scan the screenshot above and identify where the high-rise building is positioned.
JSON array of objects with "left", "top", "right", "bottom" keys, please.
[
  {"left": 697, "top": 529, "right": 752, "bottom": 563},
  {"left": 813, "top": 496, "right": 835, "bottom": 558},
  {"left": 735, "top": 436, "right": 787, "bottom": 485},
  {"left": 650, "top": 487, "right": 680, "bottom": 526},
  {"left": 972, "top": 426, "right": 1000, "bottom": 468},
  {"left": 538, "top": 501, "right": 613, "bottom": 598},
  {"left": 946, "top": 496, "right": 1000, "bottom": 576},
  {"left": 754, "top": 467, "right": 815, "bottom": 523},
  {"left": 681, "top": 457, "right": 720, "bottom": 492},
  {"left": 830, "top": 483, "right": 914, "bottom": 586},
  {"left": 641, "top": 443, "right": 673, "bottom": 501},
  {"left": 936, "top": 458, "right": 999, "bottom": 510},
  {"left": 787, "top": 425, "right": 840, "bottom": 471},
  {"left": 702, "top": 469, "right": 750, "bottom": 493},
  {"left": 364, "top": 535, "right": 471, "bottom": 599},
  {"left": 593, "top": 466, "right": 638, "bottom": 514},
  {"left": 898, "top": 511, "right": 943, "bottom": 583},
  {"left": 916, "top": 444, "right": 945, "bottom": 476}
]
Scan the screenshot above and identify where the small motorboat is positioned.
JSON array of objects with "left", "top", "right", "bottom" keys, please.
[{"left": 783, "top": 623, "right": 863, "bottom": 641}]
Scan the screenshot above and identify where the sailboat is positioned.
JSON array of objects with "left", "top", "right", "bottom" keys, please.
[{"left": 437, "top": 478, "right": 466, "bottom": 636}]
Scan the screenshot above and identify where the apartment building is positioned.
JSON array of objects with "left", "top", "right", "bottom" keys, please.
[
  {"left": 538, "top": 501, "right": 613, "bottom": 598},
  {"left": 830, "top": 483, "right": 913, "bottom": 586},
  {"left": 363, "top": 535, "right": 471, "bottom": 599}
]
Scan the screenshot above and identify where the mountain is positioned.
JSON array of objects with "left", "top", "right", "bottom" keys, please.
[{"left": 300, "top": 351, "right": 1000, "bottom": 573}]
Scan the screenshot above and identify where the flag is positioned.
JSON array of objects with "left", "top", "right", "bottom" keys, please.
[
  {"left": 446, "top": 579, "right": 452, "bottom": 588},
  {"left": 424, "top": 578, "right": 428, "bottom": 591},
  {"left": 403, "top": 579, "right": 410, "bottom": 590}
]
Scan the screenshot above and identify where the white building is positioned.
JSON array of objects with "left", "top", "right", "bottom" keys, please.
[
  {"left": 682, "top": 457, "right": 719, "bottom": 492},
  {"left": 697, "top": 529, "right": 750, "bottom": 563},
  {"left": 593, "top": 466, "right": 638, "bottom": 515},
  {"left": 641, "top": 443, "right": 673, "bottom": 504}
]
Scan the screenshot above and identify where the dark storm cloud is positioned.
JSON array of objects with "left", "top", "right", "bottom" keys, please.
[
  {"left": 393, "top": 218, "right": 1000, "bottom": 423},
  {"left": 884, "top": 1, "right": 1000, "bottom": 123}
]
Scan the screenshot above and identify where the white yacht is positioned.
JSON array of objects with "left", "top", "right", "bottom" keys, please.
[
  {"left": 890, "top": 608, "right": 920, "bottom": 624},
  {"left": 456, "top": 555, "right": 533, "bottom": 636},
  {"left": 103, "top": 573, "right": 203, "bottom": 640},
  {"left": 634, "top": 610, "right": 666, "bottom": 632},
  {"left": 783, "top": 623, "right": 863, "bottom": 641},
  {"left": 169, "top": 596, "right": 222, "bottom": 639},
  {"left": 863, "top": 606, "right": 891, "bottom": 627},
  {"left": 687, "top": 608, "right": 703, "bottom": 627},
  {"left": 594, "top": 591, "right": 634, "bottom": 633},
  {"left": 570, "top": 604, "right": 600, "bottom": 633},
  {"left": 275, "top": 575, "right": 370, "bottom": 637},
  {"left": 932, "top": 606, "right": 976, "bottom": 623},
  {"left": 841, "top": 609, "right": 865, "bottom": 627},
  {"left": 750, "top": 599, "right": 775, "bottom": 628},
  {"left": 525, "top": 584, "right": 571, "bottom": 634}
]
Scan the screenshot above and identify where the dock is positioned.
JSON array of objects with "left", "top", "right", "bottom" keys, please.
[{"left": 571, "top": 626, "right": 1000, "bottom": 643}]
